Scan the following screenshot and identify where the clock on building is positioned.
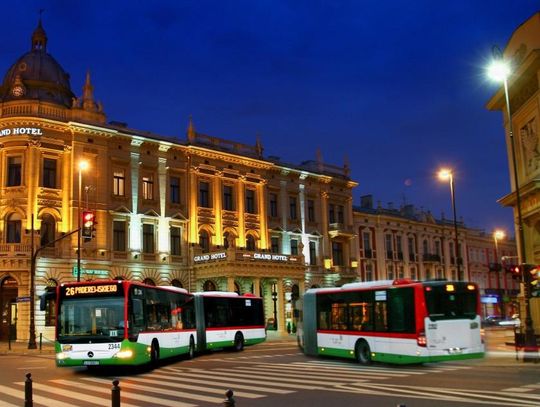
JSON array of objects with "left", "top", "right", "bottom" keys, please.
[{"left": 11, "top": 85, "right": 25, "bottom": 97}]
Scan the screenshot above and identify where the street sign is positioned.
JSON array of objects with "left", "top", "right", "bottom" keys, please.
[{"left": 16, "top": 296, "right": 31, "bottom": 303}]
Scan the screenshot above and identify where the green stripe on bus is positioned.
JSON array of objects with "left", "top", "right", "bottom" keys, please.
[
  {"left": 55, "top": 340, "right": 191, "bottom": 367},
  {"left": 317, "top": 346, "right": 484, "bottom": 364}
]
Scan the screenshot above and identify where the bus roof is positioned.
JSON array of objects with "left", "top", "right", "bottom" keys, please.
[{"left": 194, "top": 291, "right": 240, "bottom": 297}]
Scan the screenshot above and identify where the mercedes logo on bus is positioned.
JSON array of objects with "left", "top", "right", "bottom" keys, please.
[{"left": 87, "top": 351, "right": 94, "bottom": 358}]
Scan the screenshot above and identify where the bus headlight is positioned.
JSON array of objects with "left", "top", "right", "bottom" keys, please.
[
  {"left": 115, "top": 350, "right": 133, "bottom": 359},
  {"left": 56, "top": 352, "right": 67, "bottom": 360}
]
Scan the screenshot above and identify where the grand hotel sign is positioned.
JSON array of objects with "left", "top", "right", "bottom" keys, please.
[
  {"left": 0, "top": 127, "right": 43, "bottom": 136},
  {"left": 193, "top": 251, "right": 299, "bottom": 264}
]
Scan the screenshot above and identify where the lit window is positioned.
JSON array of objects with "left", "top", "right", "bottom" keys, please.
[
  {"left": 142, "top": 176, "right": 153, "bottom": 200},
  {"left": 113, "top": 170, "right": 125, "bottom": 196},
  {"left": 7, "top": 156, "right": 22, "bottom": 187},
  {"left": 42, "top": 158, "right": 57, "bottom": 188}
]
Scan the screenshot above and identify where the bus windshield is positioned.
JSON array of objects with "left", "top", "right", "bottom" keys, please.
[
  {"left": 424, "top": 284, "right": 478, "bottom": 321},
  {"left": 58, "top": 297, "right": 124, "bottom": 343}
]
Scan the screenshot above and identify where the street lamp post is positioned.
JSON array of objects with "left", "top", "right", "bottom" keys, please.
[
  {"left": 488, "top": 47, "right": 537, "bottom": 361},
  {"left": 77, "top": 160, "right": 88, "bottom": 282},
  {"left": 493, "top": 229, "right": 505, "bottom": 317},
  {"left": 438, "top": 168, "right": 462, "bottom": 281}
]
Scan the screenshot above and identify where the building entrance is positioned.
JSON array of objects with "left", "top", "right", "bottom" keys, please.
[{"left": 0, "top": 276, "right": 18, "bottom": 341}]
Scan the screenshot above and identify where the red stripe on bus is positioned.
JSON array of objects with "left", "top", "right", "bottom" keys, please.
[
  {"left": 205, "top": 325, "right": 265, "bottom": 331},
  {"left": 317, "top": 329, "right": 417, "bottom": 339}
]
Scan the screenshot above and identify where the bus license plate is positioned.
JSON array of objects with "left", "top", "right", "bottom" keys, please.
[{"left": 83, "top": 361, "right": 100, "bottom": 365}]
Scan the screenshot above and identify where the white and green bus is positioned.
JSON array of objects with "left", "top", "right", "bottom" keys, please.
[
  {"left": 194, "top": 291, "right": 266, "bottom": 352},
  {"left": 297, "top": 279, "right": 484, "bottom": 365},
  {"left": 51, "top": 281, "right": 265, "bottom": 368}
]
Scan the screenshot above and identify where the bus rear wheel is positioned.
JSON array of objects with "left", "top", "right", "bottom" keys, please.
[
  {"left": 188, "top": 336, "right": 195, "bottom": 359},
  {"left": 355, "top": 340, "right": 372, "bottom": 365},
  {"left": 233, "top": 332, "right": 244, "bottom": 351}
]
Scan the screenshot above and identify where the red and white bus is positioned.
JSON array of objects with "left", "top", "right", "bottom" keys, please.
[
  {"left": 297, "top": 279, "right": 484, "bottom": 364},
  {"left": 194, "top": 291, "right": 266, "bottom": 352},
  {"left": 49, "top": 280, "right": 265, "bottom": 368}
]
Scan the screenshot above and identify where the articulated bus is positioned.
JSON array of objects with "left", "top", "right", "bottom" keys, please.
[
  {"left": 194, "top": 292, "right": 266, "bottom": 352},
  {"left": 50, "top": 280, "right": 265, "bottom": 368},
  {"left": 297, "top": 279, "right": 484, "bottom": 365}
]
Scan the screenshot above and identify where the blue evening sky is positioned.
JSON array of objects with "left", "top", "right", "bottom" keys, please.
[{"left": 3, "top": 1, "right": 539, "bottom": 236}]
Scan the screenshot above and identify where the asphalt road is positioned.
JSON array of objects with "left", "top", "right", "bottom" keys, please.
[{"left": 0, "top": 329, "right": 538, "bottom": 407}]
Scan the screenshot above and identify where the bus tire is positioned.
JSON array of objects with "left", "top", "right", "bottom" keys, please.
[
  {"left": 355, "top": 340, "right": 372, "bottom": 365},
  {"left": 150, "top": 340, "right": 160, "bottom": 366},
  {"left": 233, "top": 332, "right": 244, "bottom": 352},
  {"left": 188, "top": 336, "right": 196, "bottom": 359}
]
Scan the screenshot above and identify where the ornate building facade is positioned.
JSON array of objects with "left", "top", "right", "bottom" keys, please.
[
  {"left": 0, "top": 22, "right": 357, "bottom": 342},
  {"left": 487, "top": 12, "right": 540, "bottom": 265},
  {"left": 354, "top": 196, "right": 518, "bottom": 318}
]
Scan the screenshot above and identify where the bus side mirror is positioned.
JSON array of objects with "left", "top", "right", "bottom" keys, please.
[{"left": 40, "top": 289, "right": 56, "bottom": 311}]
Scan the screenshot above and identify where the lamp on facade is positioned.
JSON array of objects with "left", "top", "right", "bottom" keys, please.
[
  {"left": 493, "top": 229, "right": 505, "bottom": 316},
  {"left": 324, "top": 258, "right": 332, "bottom": 270},
  {"left": 487, "top": 47, "right": 537, "bottom": 361},
  {"left": 77, "top": 160, "right": 88, "bottom": 282},
  {"left": 437, "top": 168, "right": 462, "bottom": 281}
]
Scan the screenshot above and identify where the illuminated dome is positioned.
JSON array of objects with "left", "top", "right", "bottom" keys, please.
[{"left": 0, "top": 19, "right": 75, "bottom": 107}]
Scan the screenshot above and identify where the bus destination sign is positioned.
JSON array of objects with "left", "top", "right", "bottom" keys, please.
[{"left": 65, "top": 284, "right": 118, "bottom": 297}]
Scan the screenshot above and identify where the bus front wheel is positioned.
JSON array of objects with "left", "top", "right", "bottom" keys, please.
[
  {"left": 355, "top": 340, "right": 372, "bottom": 365},
  {"left": 233, "top": 332, "right": 244, "bottom": 351},
  {"left": 150, "top": 340, "right": 160, "bottom": 366}
]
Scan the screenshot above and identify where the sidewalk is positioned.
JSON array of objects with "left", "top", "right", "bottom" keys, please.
[{"left": 0, "top": 339, "right": 55, "bottom": 356}]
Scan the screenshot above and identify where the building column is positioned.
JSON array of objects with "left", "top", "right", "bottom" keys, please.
[
  {"left": 253, "top": 277, "right": 261, "bottom": 296},
  {"left": 277, "top": 278, "right": 286, "bottom": 334},
  {"left": 213, "top": 174, "right": 223, "bottom": 247},
  {"left": 257, "top": 181, "right": 268, "bottom": 249},
  {"left": 227, "top": 276, "right": 235, "bottom": 292},
  {"left": 237, "top": 177, "right": 246, "bottom": 247}
]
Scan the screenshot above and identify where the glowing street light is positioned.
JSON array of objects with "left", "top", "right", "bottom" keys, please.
[
  {"left": 493, "top": 229, "right": 506, "bottom": 316},
  {"left": 438, "top": 168, "right": 462, "bottom": 280},
  {"left": 77, "top": 160, "right": 89, "bottom": 282},
  {"left": 487, "top": 46, "right": 536, "bottom": 361}
]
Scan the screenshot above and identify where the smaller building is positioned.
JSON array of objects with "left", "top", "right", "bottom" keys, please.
[{"left": 353, "top": 195, "right": 518, "bottom": 318}]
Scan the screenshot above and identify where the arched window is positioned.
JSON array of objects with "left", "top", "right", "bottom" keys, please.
[
  {"left": 171, "top": 279, "right": 183, "bottom": 288},
  {"left": 246, "top": 234, "right": 256, "bottom": 251},
  {"left": 223, "top": 232, "right": 230, "bottom": 249},
  {"left": 203, "top": 280, "right": 216, "bottom": 291},
  {"left": 143, "top": 278, "right": 156, "bottom": 286},
  {"left": 234, "top": 282, "right": 241, "bottom": 295},
  {"left": 199, "top": 230, "right": 210, "bottom": 253},
  {"left": 6, "top": 213, "right": 22, "bottom": 243},
  {"left": 45, "top": 279, "right": 58, "bottom": 326},
  {"left": 40, "top": 214, "right": 55, "bottom": 247}
]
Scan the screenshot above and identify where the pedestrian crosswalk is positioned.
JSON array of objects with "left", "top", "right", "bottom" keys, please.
[{"left": 2, "top": 361, "right": 538, "bottom": 406}]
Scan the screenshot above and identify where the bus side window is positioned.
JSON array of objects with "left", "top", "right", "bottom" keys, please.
[{"left": 130, "top": 298, "right": 145, "bottom": 334}]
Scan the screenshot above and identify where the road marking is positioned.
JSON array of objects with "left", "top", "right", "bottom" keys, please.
[
  {"left": 49, "top": 379, "right": 144, "bottom": 407},
  {"left": 147, "top": 371, "right": 293, "bottom": 394},
  {"left": 12, "top": 382, "right": 95, "bottom": 407},
  {"left": 333, "top": 382, "right": 540, "bottom": 406},
  {"left": 163, "top": 367, "right": 323, "bottom": 390},
  {"left": 254, "top": 362, "right": 411, "bottom": 377},
  {"left": 218, "top": 364, "right": 393, "bottom": 380},
  {"left": 82, "top": 377, "right": 224, "bottom": 404},
  {"left": 502, "top": 387, "right": 536, "bottom": 393},
  {"left": 116, "top": 375, "right": 264, "bottom": 399}
]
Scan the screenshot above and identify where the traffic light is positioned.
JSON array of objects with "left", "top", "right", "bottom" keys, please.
[
  {"left": 82, "top": 211, "right": 95, "bottom": 239},
  {"left": 522, "top": 264, "right": 540, "bottom": 297},
  {"left": 505, "top": 263, "right": 520, "bottom": 280}
]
